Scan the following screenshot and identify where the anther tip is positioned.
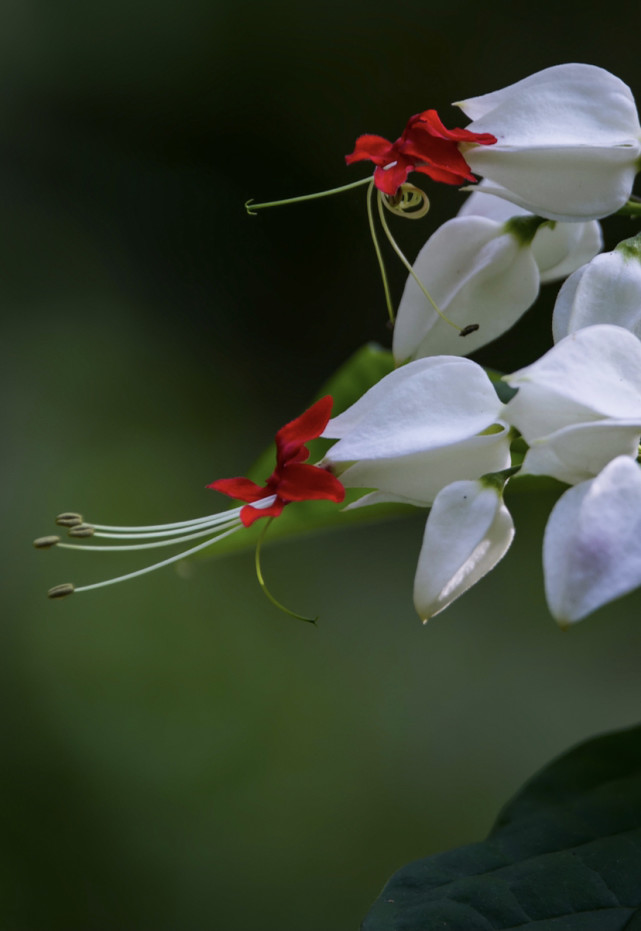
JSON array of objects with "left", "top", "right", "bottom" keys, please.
[
  {"left": 47, "top": 583, "right": 75, "bottom": 599},
  {"left": 67, "top": 523, "right": 95, "bottom": 538},
  {"left": 56, "top": 512, "right": 83, "bottom": 527},
  {"left": 459, "top": 323, "right": 480, "bottom": 338},
  {"left": 34, "top": 535, "right": 61, "bottom": 549},
  {"left": 245, "top": 198, "right": 257, "bottom": 216}
]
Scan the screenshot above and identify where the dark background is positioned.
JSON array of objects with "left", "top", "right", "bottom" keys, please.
[{"left": 4, "top": 1, "right": 641, "bottom": 928}]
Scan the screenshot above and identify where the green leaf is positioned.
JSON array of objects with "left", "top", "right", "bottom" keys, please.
[
  {"left": 196, "top": 343, "right": 413, "bottom": 560},
  {"left": 245, "top": 341, "right": 395, "bottom": 489},
  {"left": 362, "top": 724, "right": 641, "bottom": 930}
]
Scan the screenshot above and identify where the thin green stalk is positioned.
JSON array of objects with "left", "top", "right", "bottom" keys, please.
[
  {"left": 376, "top": 193, "right": 462, "bottom": 334},
  {"left": 366, "top": 181, "right": 395, "bottom": 324},
  {"left": 255, "top": 519, "right": 317, "bottom": 624},
  {"left": 246, "top": 176, "right": 373, "bottom": 214}
]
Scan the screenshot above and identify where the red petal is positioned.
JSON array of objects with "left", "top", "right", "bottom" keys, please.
[
  {"left": 373, "top": 157, "right": 413, "bottom": 196},
  {"left": 413, "top": 162, "right": 475, "bottom": 186},
  {"left": 413, "top": 110, "right": 497, "bottom": 146},
  {"left": 240, "top": 500, "right": 285, "bottom": 527},
  {"left": 208, "top": 476, "right": 268, "bottom": 503},
  {"left": 275, "top": 396, "right": 334, "bottom": 465},
  {"left": 345, "top": 134, "right": 394, "bottom": 166},
  {"left": 402, "top": 133, "right": 478, "bottom": 185},
  {"left": 286, "top": 446, "right": 310, "bottom": 465},
  {"left": 276, "top": 462, "right": 345, "bottom": 503}
]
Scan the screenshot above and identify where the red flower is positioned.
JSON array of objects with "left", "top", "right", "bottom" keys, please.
[
  {"left": 209, "top": 396, "right": 345, "bottom": 527},
  {"left": 345, "top": 109, "right": 497, "bottom": 197}
]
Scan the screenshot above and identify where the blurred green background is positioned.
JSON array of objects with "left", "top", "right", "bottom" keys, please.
[{"left": 4, "top": 0, "right": 641, "bottom": 928}]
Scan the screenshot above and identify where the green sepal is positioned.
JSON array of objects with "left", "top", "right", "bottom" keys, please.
[
  {"left": 363, "top": 723, "right": 641, "bottom": 929},
  {"left": 616, "top": 197, "right": 641, "bottom": 218},
  {"left": 502, "top": 214, "right": 549, "bottom": 246},
  {"left": 616, "top": 230, "right": 641, "bottom": 262},
  {"left": 485, "top": 367, "right": 518, "bottom": 403}
]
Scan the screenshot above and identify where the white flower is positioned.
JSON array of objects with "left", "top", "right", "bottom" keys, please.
[
  {"left": 322, "top": 357, "right": 511, "bottom": 507},
  {"left": 392, "top": 214, "right": 540, "bottom": 362},
  {"left": 455, "top": 63, "right": 641, "bottom": 221},
  {"left": 544, "top": 456, "right": 641, "bottom": 624},
  {"left": 393, "top": 191, "right": 602, "bottom": 363},
  {"left": 504, "top": 324, "right": 641, "bottom": 484},
  {"left": 552, "top": 234, "right": 641, "bottom": 341},
  {"left": 459, "top": 189, "right": 603, "bottom": 284},
  {"left": 414, "top": 479, "right": 514, "bottom": 621}
]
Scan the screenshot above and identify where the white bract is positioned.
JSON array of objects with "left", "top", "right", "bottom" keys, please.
[
  {"left": 322, "top": 357, "right": 511, "bottom": 507},
  {"left": 392, "top": 214, "right": 540, "bottom": 362},
  {"left": 544, "top": 457, "right": 641, "bottom": 624},
  {"left": 456, "top": 63, "right": 641, "bottom": 221},
  {"left": 552, "top": 234, "right": 641, "bottom": 341},
  {"left": 504, "top": 324, "right": 641, "bottom": 484},
  {"left": 459, "top": 189, "right": 603, "bottom": 284},
  {"left": 414, "top": 479, "right": 514, "bottom": 622}
]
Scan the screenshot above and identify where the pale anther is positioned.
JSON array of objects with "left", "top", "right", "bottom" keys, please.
[
  {"left": 68, "top": 524, "right": 95, "bottom": 537},
  {"left": 48, "top": 583, "right": 75, "bottom": 599},
  {"left": 56, "top": 513, "right": 84, "bottom": 527},
  {"left": 33, "top": 535, "right": 61, "bottom": 549}
]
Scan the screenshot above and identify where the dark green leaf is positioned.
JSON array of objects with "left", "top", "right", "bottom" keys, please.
[{"left": 362, "top": 724, "right": 641, "bottom": 930}]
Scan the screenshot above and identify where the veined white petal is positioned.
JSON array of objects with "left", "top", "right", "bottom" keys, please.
[
  {"left": 457, "top": 63, "right": 641, "bottom": 144},
  {"left": 342, "top": 489, "right": 427, "bottom": 510},
  {"left": 324, "top": 357, "right": 504, "bottom": 460},
  {"left": 340, "top": 427, "right": 511, "bottom": 507},
  {"left": 457, "top": 188, "right": 530, "bottom": 222},
  {"left": 462, "top": 146, "right": 639, "bottom": 221},
  {"left": 533, "top": 220, "right": 602, "bottom": 284},
  {"left": 544, "top": 457, "right": 641, "bottom": 624},
  {"left": 505, "top": 325, "right": 641, "bottom": 440},
  {"left": 393, "top": 216, "right": 540, "bottom": 361},
  {"left": 521, "top": 420, "right": 641, "bottom": 485},
  {"left": 458, "top": 188, "right": 602, "bottom": 284},
  {"left": 456, "top": 64, "right": 641, "bottom": 221},
  {"left": 414, "top": 481, "right": 514, "bottom": 621},
  {"left": 553, "top": 250, "right": 641, "bottom": 341}
]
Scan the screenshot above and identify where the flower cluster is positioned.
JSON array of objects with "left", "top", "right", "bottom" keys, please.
[{"left": 36, "top": 63, "right": 641, "bottom": 630}]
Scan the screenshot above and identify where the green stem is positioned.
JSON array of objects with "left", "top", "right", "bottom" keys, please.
[
  {"left": 246, "top": 176, "right": 373, "bottom": 214},
  {"left": 255, "top": 519, "right": 318, "bottom": 624},
  {"left": 376, "top": 194, "right": 463, "bottom": 334},
  {"left": 366, "top": 182, "right": 395, "bottom": 324},
  {"left": 616, "top": 198, "right": 641, "bottom": 218}
]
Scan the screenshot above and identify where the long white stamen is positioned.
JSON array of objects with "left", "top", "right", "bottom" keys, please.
[
  {"left": 57, "top": 521, "right": 242, "bottom": 553},
  {"left": 43, "top": 496, "right": 279, "bottom": 599},
  {"left": 73, "top": 525, "right": 243, "bottom": 593},
  {"left": 89, "top": 515, "right": 241, "bottom": 541},
  {"left": 89, "top": 507, "right": 245, "bottom": 533}
]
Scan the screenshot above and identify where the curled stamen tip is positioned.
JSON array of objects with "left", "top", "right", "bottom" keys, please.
[
  {"left": 245, "top": 198, "right": 257, "bottom": 216},
  {"left": 56, "top": 512, "right": 83, "bottom": 527},
  {"left": 459, "top": 323, "right": 480, "bottom": 337},
  {"left": 34, "top": 535, "right": 61, "bottom": 549},
  {"left": 67, "top": 523, "right": 95, "bottom": 538},
  {"left": 47, "top": 583, "right": 75, "bottom": 599}
]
